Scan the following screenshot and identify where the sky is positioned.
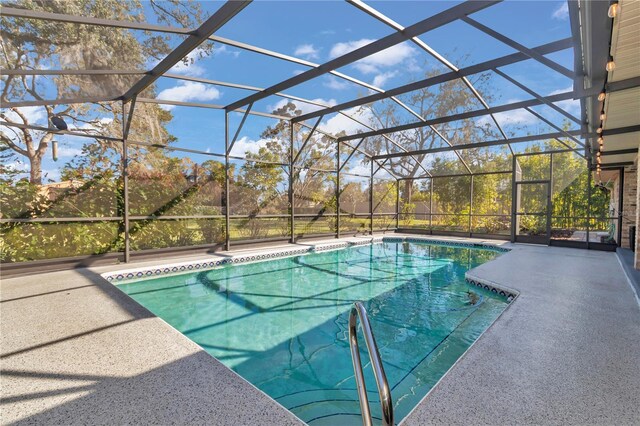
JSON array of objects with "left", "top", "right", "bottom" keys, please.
[{"left": 3, "top": 0, "right": 581, "bottom": 182}]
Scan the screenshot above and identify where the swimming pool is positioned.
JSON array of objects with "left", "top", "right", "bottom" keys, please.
[{"left": 117, "top": 240, "right": 509, "bottom": 425}]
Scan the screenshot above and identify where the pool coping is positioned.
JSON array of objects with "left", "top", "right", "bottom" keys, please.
[{"left": 101, "top": 235, "right": 510, "bottom": 284}]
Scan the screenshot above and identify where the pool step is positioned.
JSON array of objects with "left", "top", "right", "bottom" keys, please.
[{"left": 276, "top": 388, "right": 381, "bottom": 425}]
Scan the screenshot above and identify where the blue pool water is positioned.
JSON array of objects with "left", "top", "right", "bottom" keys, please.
[{"left": 118, "top": 241, "right": 508, "bottom": 425}]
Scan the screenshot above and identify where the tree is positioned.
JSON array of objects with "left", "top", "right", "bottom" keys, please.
[
  {"left": 0, "top": 0, "right": 212, "bottom": 261},
  {"left": 243, "top": 102, "right": 339, "bottom": 235},
  {"left": 0, "top": 0, "right": 208, "bottom": 184},
  {"left": 363, "top": 64, "right": 501, "bottom": 204}
]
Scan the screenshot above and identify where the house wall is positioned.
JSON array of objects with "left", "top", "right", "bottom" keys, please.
[
  {"left": 635, "top": 151, "right": 639, "bottom": 270},
  {"left": 620, "top": 162, "right": 637, "bottom": 251}
]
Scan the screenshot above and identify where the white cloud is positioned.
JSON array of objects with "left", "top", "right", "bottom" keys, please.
[
  {"left": 166, "top": 45, "right": 239, "bottom": 77},
  {"left": 294, "top": 44, "right": 319, "bottom": 60},
  {"left": 71, "top": 117, "right": 113, "bottom": 132},
  {"left": 319, "top": 106, "right": 374, "bottom": 136},
  {"left": 477, "top": 104, "right": 537, "bottom": 127},
  {"left": 372, "top": 71, "right": 398, "bottom": 88},
  {"left": 213, "top": 45, "right": 241, "bottom": 58},
  {"left": 548, "top": 86, "right": 573, "bottom": 96},
  {"left": 552, "top": 2, "right": 569, "bottom": 20},
  {"left": 329, "top": 39, "right": 417, "bottom": 74},
  {"left": 494, "top": 109, "right": 538, "bottom": 126},
  {"left": 2, "top": 106, "right": 47, "bottom": 125},
  {"left": 345, "top": 162, "right": 370, "bottom": 176},
  {"left": 55, "top": 145, "right": 83, "bottom": 158},
  {"left": 229, "top": 136, "right": 270, "bottom": 157},
  {"left": 343, "top": 160, "right": 392, "bottom": 180},
  {"left": 548, "top": 86, "right": 580, "bottom": 114},
  {"left": 265, "top": 100, "right": 373, "bottom": 138},
  {"left": 169, "top": 48, "right": 207, "bottom": 76},
  {"left": 157, "top": 81, "right": 221, "bottom": 110},
  {"left": 324, "top": 76, "right": 351, "bottom": 91},
  {"left": 554, "top": 99, "right": 580, "bottom": 115}
]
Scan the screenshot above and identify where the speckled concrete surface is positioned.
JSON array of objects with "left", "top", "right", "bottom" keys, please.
[
  {"left": 401, "top": 244, "right": 640, "bottom": 426},
  {"left": 0, "top": 268, "right": 303, "bottom": 425},
  {"left": 2, "top": 238, "right": 639, "bottom": 425}
]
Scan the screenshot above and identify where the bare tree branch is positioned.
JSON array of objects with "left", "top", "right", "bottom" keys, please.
[{"left": 0, "top": 130, "right": 28, "bottom": 156}]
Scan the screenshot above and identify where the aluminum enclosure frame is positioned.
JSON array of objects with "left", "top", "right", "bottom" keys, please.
[{"left": 2, "top": 0, "right": 615, "bottom": 266}]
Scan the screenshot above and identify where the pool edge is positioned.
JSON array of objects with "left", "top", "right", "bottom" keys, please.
[
  {"left": 101, "top": 235, "right": 510, "bottom": 284},
  {"left": 397, "top": 273, "right": 520, "bottom": 426}
]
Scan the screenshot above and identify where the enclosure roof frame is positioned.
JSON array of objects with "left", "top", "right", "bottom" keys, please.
[{"left": 1, "top": 0, "right": 592, "bottom": 176}]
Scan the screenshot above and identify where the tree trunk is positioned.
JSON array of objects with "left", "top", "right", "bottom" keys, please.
[
  {"left": 29, "top": 154, "right": 43, "bottom": 185},
  {"left": 403, "top": 179, "right": 413, "bottom": 206},
  {"left": 28, "top": 133, "right": 53, "bottom": 185}
]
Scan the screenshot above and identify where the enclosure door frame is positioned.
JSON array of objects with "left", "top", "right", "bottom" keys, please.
[
  {"left": 513, "top": 180, "right": 552, "bottom": 244},
  {"left": 511, "top": 153, "right": 553, "bottom": 245}
]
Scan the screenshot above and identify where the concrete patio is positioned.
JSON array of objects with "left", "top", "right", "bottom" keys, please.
[{"left": 1, "top": 237, "right": 639, "bottom": 425}]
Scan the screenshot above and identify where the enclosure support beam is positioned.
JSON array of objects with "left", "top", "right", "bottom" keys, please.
[
  {"left": 289, "top": 122, "right": 295, "bottom": 243},
  {"left": 547, "top": 154, "right": 553, "bottom": 242},
  {"left": 0, "top": 7, "right": 192, "bottom": 34},
  {"left": 0, "top": 121, "right": 125, "bottom": 142},
  {"left": 430, "top": 180, "right": 434, "bottom": 232},
  {"left": 373, "top": 158, "right": 389, "bottom": 177},
  {"left": 510, "top": 155, "right": 518, "bottom": 243},
  {"left": 292, "top": 38, "right": 572, "bottom": 123},
  {"left": 293, "top": 116, "right": 323, "bottom": 165},
  {"left": 339, "top": 138, "right": 367, "bottom": 172},
  {"left": 227, "top": 103, "right": 253, "bottom": 155},
  {"left": 461, "top": 17, "right": 573, "bottom": 78},
  {"left": 567, "top": 0, "right": 585, "bottom": 134},
  {"left": 122, "top": 100, "right": 132, "bottom": 262},
  {"left": 494, "top": 69, "right": 581, "bottom": 125},
  {"left": 398, "top": 169, "right": 513, "bottom": 180},
  {"left": 123, "top": 97, "right": 137, "bottom": 141},
  {"left": 336, "top": 138, "right": 341, "bottom": 239},
  {"left": 600, "top": 161, "right": 635, "bottom": 168},
  {"left": 586, "top": 168, "right": 591, "bottom": 248},
  {"left": 225, "top": 0, "right": 498, "bottom": 111},
  {"left": 373, "top": 130, "right": 582, "bottom": 160},
  {"left": 524, "top": 107, "right": 584, "bottom": 148},
  {"left": 617, "top": 168, "right": 624, "bottom": 246},
  {"left": 396, "top": 179, "right": 400, "bottom": 230},
  {"left": 123, "top": 1, "right": 250, "bottom": 102},
  {"left": 3, "top": 97, "right": 120, "bottom": 108},
  {"left": 339, "top": 91, "right": 590, "bottom": 142},
  {"left": 370, "top": 160, "right": 374, "bottom": 235},
  {"left": 224, "top": 111, "right": 231, "bottom": 251},
  {"left": 1, "top": 69, "right": 146, "bottom": 76},
  {"left": 606, "top": 76, "right": 640, "bottom": 93},
  {"left": 137, "top": 98, "right": 287, "bottom": 120},
  {"left": 469, "top": 175, "right": 474, "bottom": 237}
]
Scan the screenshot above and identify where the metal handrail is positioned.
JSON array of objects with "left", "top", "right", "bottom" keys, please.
[{"left": 349, "top": 301, "right": 393, "bottom": 426}]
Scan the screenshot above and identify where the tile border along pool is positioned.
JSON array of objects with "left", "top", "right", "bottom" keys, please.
[{"left": 102, "top": 236, "right": 511, "bottom": 288}]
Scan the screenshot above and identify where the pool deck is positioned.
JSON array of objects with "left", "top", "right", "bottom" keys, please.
[{"left": 2, "top": 235, "right": 639, "bottom": 425}]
